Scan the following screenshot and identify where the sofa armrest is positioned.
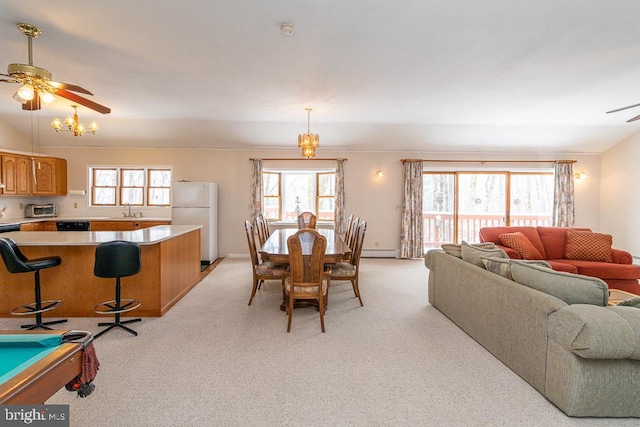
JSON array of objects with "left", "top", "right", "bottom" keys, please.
[
  {"left": 611, "top": 248, "right": 633, "bottom": 264},
  {"left": 548, "top": 304, "right": 640, "bottom": 360}
]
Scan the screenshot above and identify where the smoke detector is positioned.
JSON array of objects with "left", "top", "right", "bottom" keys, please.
[{"left": 280, "top": 24, "right": 294, "bottom": 36}]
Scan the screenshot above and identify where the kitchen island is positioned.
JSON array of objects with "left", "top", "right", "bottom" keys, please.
[{"left": 0, "top": 225, "right": 202, "bottom": 317}]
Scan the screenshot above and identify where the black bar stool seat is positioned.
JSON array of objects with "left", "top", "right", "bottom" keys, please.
[
  {"left": 93, "top": 240, "right": 142, "bottom": 338},
  {"left": 0, "top": 237, "right": 67, "bottom": 330}
]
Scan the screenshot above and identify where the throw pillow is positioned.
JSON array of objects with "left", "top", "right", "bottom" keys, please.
[
  {"left": 481, "top": 257, "right": 511, "bottom": 279},
  {"left": 460, "top": 241, "right": 508, "bottom": 268},
  {"left": 499, "top": 232, "right": 544, "bottom": 260},
  {"left": 616, "top": 297, "right": 640, "bottom": 308},
  {"left": 441, "top": 242, "right": 495, "bottom": 258},
  {"left": 510, "top": 261, "right": 608, "bottom": 306},
  {"left": 482, "top": 257, "right": 552, "bottom": 280},
  {"left": 564, "top": 229, "right": 613, "bottom": 263}
]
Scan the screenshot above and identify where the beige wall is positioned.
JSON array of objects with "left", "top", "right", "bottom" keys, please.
[
  {"left": 601, "top": 133, "right": 640, "bottom": 257},
  {"left": 30, "top": 146, "right": 602, "bottom": 258},
  {"left": 0, "top": 117, "right": 37, "bottom": 153}
]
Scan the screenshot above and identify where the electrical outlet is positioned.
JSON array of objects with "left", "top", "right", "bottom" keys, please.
[
  {"left": 375, "top": 241, "right": 379, "bottom": 247},
  {"left": 19, "top": 203, "right": 23, "bottom": 209},
  {"left": 395, "top": 205, "right": 401, "bottom": 210},
  {"left": 74, "top": 202, "right": 78, "bottom": 208}
]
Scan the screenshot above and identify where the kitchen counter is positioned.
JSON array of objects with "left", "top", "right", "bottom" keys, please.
[
  {"left": 0, "top": 225, "right": 199, "bottom": 246},
  {"left": 0, "top": 225, "right": 202, "bottom": 317},
  {"left": 0, "top": 216, "right": 171, "bottom": 226}
]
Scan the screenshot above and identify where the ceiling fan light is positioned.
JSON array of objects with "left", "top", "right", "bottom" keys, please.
[
  {"left": 39, "top": 91, "right": 55, "bottom": 104},
  {"left": 87, "top": 122, "right": 99, "bottom": 133},
  {"left": 16, "top": 84, "right": 34, "bottom": 101}
]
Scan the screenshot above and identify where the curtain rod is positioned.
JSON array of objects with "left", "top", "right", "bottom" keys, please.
[
  {"left": 250, "top": 158, "right": 347, "bottom": 161},
  {"left": 401, "top": 159, "right": 576, "bottom": 164}
]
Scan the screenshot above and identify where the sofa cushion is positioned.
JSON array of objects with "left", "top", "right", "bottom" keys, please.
[
  {"left": 545, "top": 260, "right": 579, "bottom": 274},
  {"left": 548, "top": 305, "right": 639, "bottom": 360},
  {"left": 536, "top": 226, "right": 591, "bottom": 260},
  {"left": 510, "top": 261, "right": 608, "bottom": 306},
  {"left": 460, "top": 242, "right": 508, "bottom": 267},
  {"left": 557, "top": 259, "right": 640, "bottom": 280},
  {"left": 565, "top": 229, "right": 613, "bottom": 263},
  {"left": 441, "top": 242, "right": 495, "bottom": 258},
  {"left": 499, "top": 232, "right": 544, "bottom": 260}
]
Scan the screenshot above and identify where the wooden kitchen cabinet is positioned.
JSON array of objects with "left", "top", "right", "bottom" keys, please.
[
  {"left": 89, "top": 220, "right": 170, "bottom": 231},
  {"left": 32, "top": 157, "right": 67, "bottom": 196},
  {"left": 0, "top": 152, "right": 66, "bottom": 196},
  {"left": 1, "top": 154, "right": 31, "bottom": 195},
  {"left": 20, "top": 221, "right": 59, "bottom": 231}
]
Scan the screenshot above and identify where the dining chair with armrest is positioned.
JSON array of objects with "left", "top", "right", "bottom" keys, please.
[
  {"left": 283, "top": 229, "right": 331, "bottom": 332},
  {"left": 245, "top": 220, "right": 285, "bottom": 305},
  {"left": 330, "top": 221, "right": 367, "bottom": 306}
]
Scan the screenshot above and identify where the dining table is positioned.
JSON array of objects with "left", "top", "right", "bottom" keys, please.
[
  {"left": 259, "top": 228, "right": 351, "bottom": 264},
  {"left": 259, "top": 228, "right": 351, "bottom": 312}
]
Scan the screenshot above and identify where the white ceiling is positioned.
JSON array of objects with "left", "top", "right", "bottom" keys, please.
[{"left": 1, "top": 1, "right": 640, "bottom": 153}]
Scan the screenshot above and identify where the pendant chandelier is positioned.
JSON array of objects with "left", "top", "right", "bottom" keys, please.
[
  {"left": 51, "top": 105, "right": 99, "bottom": 137},
  {"left": 298, "top": 108, "right": 319, "bottom": 158}
]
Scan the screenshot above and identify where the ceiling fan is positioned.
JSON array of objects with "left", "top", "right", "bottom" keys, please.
[
  {"left": 606, "top": 102, "right": 640, "bottom": 123},
  {"left": 0, "top": 23, "right": 110, "bottom": 114}
]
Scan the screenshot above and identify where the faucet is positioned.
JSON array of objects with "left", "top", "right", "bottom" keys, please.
[{"left": 123, "top": 203, "right": 132, "bottom": 218}]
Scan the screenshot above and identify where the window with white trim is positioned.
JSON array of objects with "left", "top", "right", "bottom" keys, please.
[
  {"left": 263, "top": 170, "right": 335, "bottom": 222},
  {"left": 89, "top": 166, "right": 172, "bottom": 207}
]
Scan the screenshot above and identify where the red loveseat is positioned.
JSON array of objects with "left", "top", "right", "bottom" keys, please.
[{"left": 478, "top": 226, "right": 640, "bottom": 294}]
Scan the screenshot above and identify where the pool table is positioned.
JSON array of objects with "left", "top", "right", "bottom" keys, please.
[{"left": 0, "top": 330, "right": 96, "bottom": 404}]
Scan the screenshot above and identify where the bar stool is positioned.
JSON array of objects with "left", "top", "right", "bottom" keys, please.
[
  {"left": 0, "top": 237, "right": 67, "bottom": 330},
  {"left": 93, "top": 240, "right": 142, "bottom": 338}
]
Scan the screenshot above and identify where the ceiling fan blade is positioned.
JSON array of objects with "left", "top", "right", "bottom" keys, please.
[
  {"left": 0, "top": 73, "right": 19, "bottom": 83},
  {"left": 21, "top": 93, "right": 41, "bottom": 111},
  {"left": 606, "top": 102, "right": 640, "bottom": 114},
  {"left": 48, "top": 81, "right": 93, "bottom": 96},
  {"left": 626, "top": 113, "right": 640, "bottom": 123},
  {"left": 55, "top": 88, "right": 111, "bottom": 114}
]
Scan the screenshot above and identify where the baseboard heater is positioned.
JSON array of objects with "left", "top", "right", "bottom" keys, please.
[{"left": 361, "top": 249, "right": 399, "bottom": 258}]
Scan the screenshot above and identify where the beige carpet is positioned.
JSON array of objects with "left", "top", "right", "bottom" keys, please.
[{"left": 0, "top": 258, "right": 635, "bottom": 426}]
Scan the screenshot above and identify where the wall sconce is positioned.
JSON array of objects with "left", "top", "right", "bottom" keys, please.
[
  {"left": 375, "top": 169, "right": 384, "bottom": 178},
  {"left": 574, "top": 171, "right": 587, "bottom": 180}
]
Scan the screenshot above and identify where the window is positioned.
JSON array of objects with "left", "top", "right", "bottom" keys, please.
[
  {"left": 423, "top": 170, "right": 553, "bottom": 248},
  {"left": 263, "top": 172, "right": 281, "bottom": 220},
  {"left": 90, "top": 166, "right": 172, "bottom": 206},
  {"left": 262, "top": 170, "right": 335, "bottom": 222}
]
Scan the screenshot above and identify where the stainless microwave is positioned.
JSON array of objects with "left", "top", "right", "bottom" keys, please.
[{"left": 24, "top": 204, "right": 59, "bottom": 218}]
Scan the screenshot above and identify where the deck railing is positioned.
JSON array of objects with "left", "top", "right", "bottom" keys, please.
[{"left": 423, "top": 213, "right": 551, "bottom": 247}]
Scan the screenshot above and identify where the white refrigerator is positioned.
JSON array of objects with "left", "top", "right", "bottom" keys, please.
[{"left": 171, "top": 182, "right": 218, "bottom": 264}]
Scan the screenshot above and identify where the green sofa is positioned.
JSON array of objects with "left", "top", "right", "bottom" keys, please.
[{"left": 425, "top": 248, "right": 640, "bottom": 417}]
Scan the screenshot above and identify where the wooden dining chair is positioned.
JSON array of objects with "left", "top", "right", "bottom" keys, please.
[
  {"left": 283, "top": 229, "right": 331, "bottom": 332},
  {"left": 343, "top": 214, "right": 353, "bottom": 243},
  {"left": 297, "top": 212, "right": 317, "bottom": 229},
  {"left": 254, "top": 215, "right": 268, "bottom": 247},
  {"left": 330, "top": 221, "right": 367, "bottom": 306},
  {"left": 345, "top": 216, "right": 360, "bottom": 256},
  {"left": 244, "top": 220, "right": 284, "bottom": 306}
]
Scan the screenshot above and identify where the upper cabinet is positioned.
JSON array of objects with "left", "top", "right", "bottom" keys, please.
[
  {"left": 2, "top": 154, "right": 30, "bottom": 195},
  {"left": 1, "top": 153, "right": 67, "bottom": 196},
  {"left": 32, "top": 157, "right": 67, "bottom": 196}
]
